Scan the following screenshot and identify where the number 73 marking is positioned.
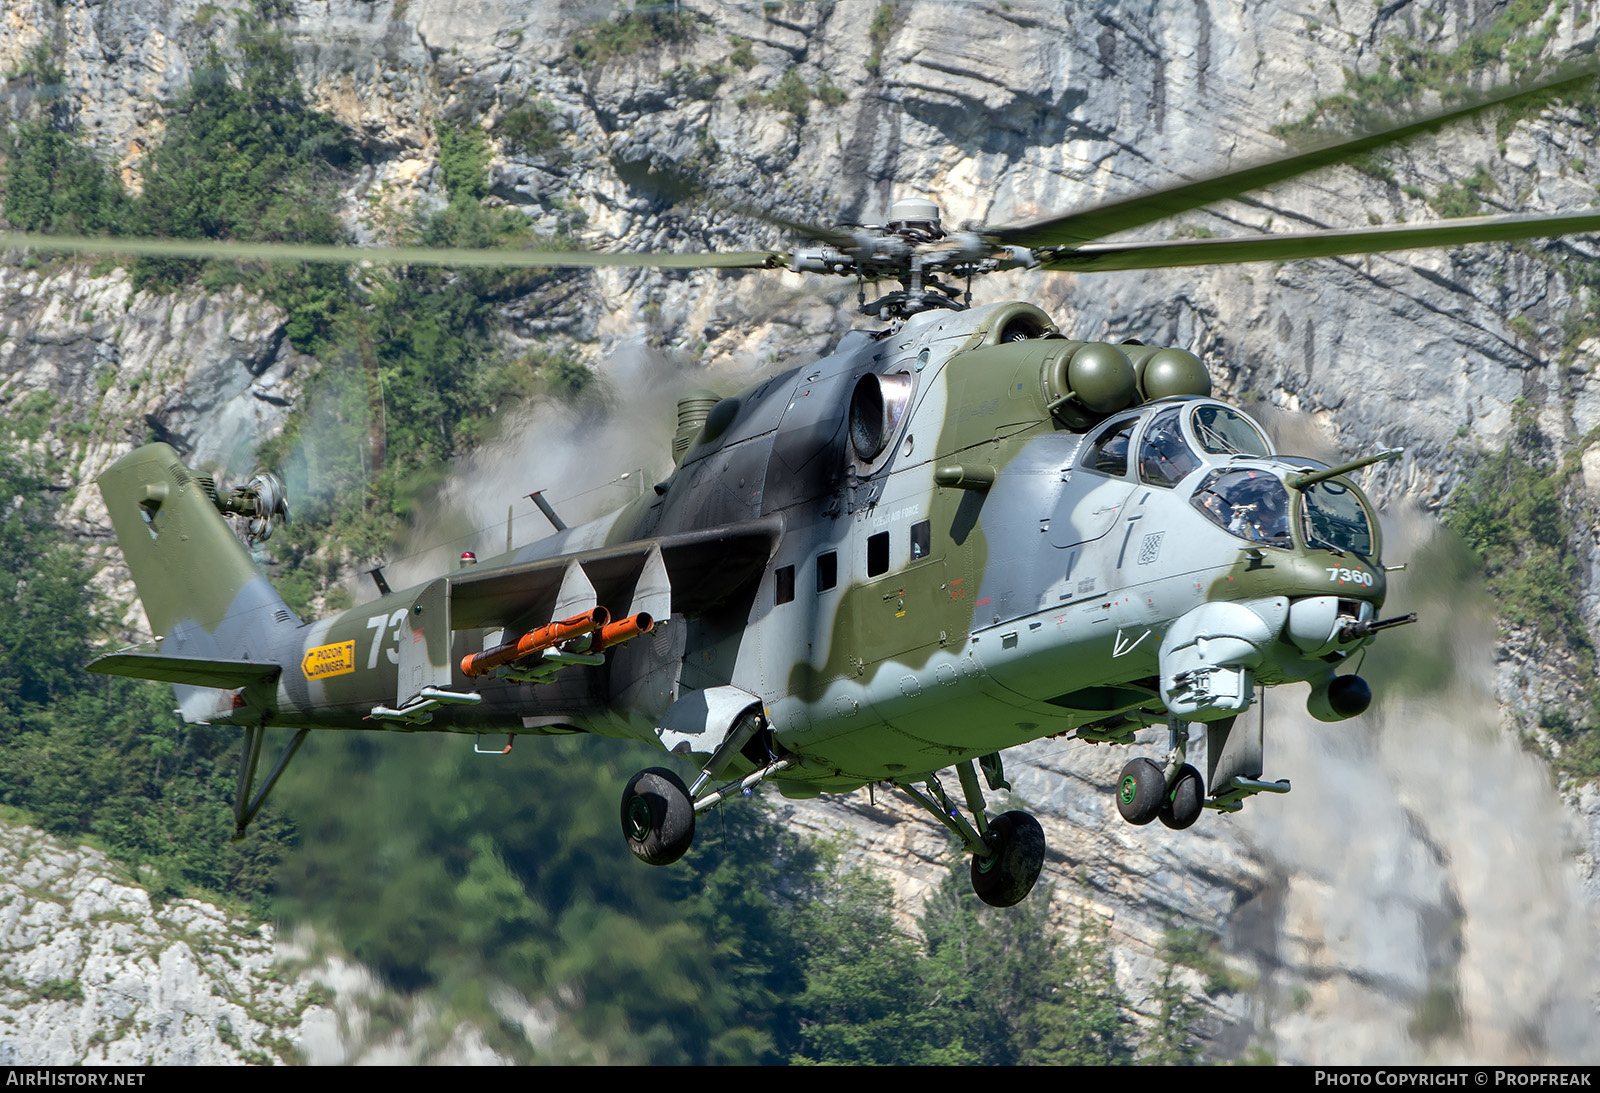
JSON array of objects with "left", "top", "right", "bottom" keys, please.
[{"left": 365, "top": 608, "right": 409, "bottom": 669}]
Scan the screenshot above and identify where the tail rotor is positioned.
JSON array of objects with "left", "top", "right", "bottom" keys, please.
[{"left": 202, "top": 470, "right": 291, "bottom": 545}]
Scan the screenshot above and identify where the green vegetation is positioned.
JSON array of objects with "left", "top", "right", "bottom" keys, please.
[
  {"left": 1429, "top": 164, "right": 1496, "bottom": 219},
  {"left": 1536, "top": 708, "right": 1600, "bottom": 779},
  {"left": 2, "top": 50, "right": 128, "bottom": 235},
  {"left": 1162, "top": 925, "right": 1252, "bottom": 995},
  {"left": 915, "top": 874, "right": 1134, "bottom": 1065},
  {"left": 34, "top": 979, "right": 85, "bottom": 1003},
  {"left": 1142, "top": 954, "right": 1203, "bottom": 1065},
  {"left": 741, "top": 69, "right": 848, "bottom": 122},
  {"left": 787, "top": 858, "right": 1134, "bottom": 1065},
  {"left": 1443, "top": 422, "right": 1586, "bottom": 646},
  {"left": 270, "top": 730, "right": 1151, "bottom": 1063},
  {"left": 3, "top": 114, "right": 127, "bottom": 236},
  {"left": 570, "top": 3, "right": 700, "bottom": 67},
  {"left": 1444, "top": 414, "right": 1600, "bottom": 780},
  {"left": 497, "top": 99, "right": 562, "bottom": 157},
  {"left": 1408, "top": 976, "right": 1464, "bottom": 1044},
  {"left": 252, "top": 122, "right": 565, "bottom": 574},
  {"left": 866, "top": 3, "right": 895, "bottom": 77},
  {"left": 1543, "top": 251, "right": 1600, "bottom": 366},
  {"left": 1277, "top": 1, "right": 1589, "bottom": 144},
  {"left": 130, "top": 31, "right": 355, "bottom": 355}
]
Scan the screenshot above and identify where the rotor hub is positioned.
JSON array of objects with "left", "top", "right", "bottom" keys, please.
[{"left": 787, "top": 197, "right": 1036, "bottom": 321}]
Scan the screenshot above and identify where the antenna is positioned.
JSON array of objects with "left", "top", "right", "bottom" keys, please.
[{"left": 529, "top": 490, "right": 568, "bottom": 532}]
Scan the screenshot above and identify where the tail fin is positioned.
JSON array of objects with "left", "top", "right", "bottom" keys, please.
[{"left": 97, "top": 444, "right": 301, "bottom": 670}]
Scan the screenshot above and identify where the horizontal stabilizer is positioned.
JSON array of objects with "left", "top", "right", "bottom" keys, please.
[{"left": 86, "top": 652, "right": 282, "bottom": 689}]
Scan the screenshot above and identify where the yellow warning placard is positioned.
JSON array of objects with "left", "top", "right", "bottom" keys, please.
[{"left": 302, "top": 640, "right": 356, "bottom": 680}]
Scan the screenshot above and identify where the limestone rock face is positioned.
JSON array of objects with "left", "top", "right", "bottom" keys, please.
[
  {"left": 0, "top": 262, "right": 304, "bottom": 631},
  {"left": 0, "top": 823, "right": 314, "bottom": 1065},
  {"left": 3, "top": 0, "right": 1599, "bottom": 1064}
]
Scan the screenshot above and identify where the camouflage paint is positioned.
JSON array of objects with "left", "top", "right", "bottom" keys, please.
[{"left": 96, "top": 300, "right": 1395, "bottom": 798}]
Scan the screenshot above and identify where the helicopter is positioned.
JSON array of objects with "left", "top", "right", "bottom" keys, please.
[{"left": 74, "top": 65, "right": 1600, "bottom": 908}]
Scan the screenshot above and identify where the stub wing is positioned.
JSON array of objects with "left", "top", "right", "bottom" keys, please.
[{"left": 449, "top": 517, "right": 783, "bottom": 630}]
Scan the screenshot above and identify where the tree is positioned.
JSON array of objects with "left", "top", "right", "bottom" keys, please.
[
  {"left": 791, "top": 848, "right": 970, "bottom": 1065},
  {"left": 919, "top": 864, "right": 1135, "bottom": 1065},
  {"left": 1022, "top": 912, "right": 1136, "bottom": 1065}
]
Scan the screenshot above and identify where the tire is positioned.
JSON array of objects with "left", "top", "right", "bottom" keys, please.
[
  {"left": 970, "top": 810, "right": 1046, "bottom": 908},
  {"left": 1159, "top": 763, "right": 1204, "bottom": 830},
  {"left": 620, "top": 767, "right": 696, "bottom": 866},
  {"left": 1116, "top": 757, "right": 1165, "bottom": 826}
]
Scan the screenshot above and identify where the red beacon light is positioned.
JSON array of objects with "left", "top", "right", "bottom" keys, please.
[{"left": 460, "top": 551, "right": 477, "bottom": 566}]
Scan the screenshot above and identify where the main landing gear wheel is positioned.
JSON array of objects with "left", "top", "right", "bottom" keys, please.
[
  {"left": 1159, "top": 763, "right": 1204, "bottom": 830},
  {"left": 620, "top": 767, "right": 696, "bottom": 866},
  {"left": 970, "top": 810, "right": 1046, "bottom": 908},
  {"left": 1116, "top": 757, "right": 1166, "bottom": 826}
]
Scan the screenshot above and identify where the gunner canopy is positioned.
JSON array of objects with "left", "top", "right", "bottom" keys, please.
[{"left": 1191, "top": 466, "right": 1377, "bottom": 556}]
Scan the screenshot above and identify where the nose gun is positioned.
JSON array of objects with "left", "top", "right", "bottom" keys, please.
[{"left": 1337, "top": 612, "right": 1418, "bottom": 643}]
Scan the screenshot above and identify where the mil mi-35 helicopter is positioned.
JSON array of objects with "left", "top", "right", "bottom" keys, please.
[{"left": 66, "top": 66, "right": 1600, "bottom": 907}]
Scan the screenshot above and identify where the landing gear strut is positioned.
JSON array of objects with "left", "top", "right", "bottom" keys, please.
[{"left": 897, "top": 755, "right": 1046, "bottom": 907}]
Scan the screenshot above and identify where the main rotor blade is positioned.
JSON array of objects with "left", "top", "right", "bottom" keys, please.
[
  {"left": 0, "top": 232, "right": 785, "bottom": 270},
  {"left": 1036, "top": 209, "right": 1600, "bottom": 273},
  {"left": 706, "top": 200, "right": 863, "bottom": 249},
  {"left": 990, "top": 62, "right": 1600, "bottom": 249}
]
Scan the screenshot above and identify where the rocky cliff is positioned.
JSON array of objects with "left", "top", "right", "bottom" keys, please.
[
  {"left": 0, "top": 819, "right": 308, "bottom": 1065},
  {"left": 2, "top": 0, "right": 1598, "bottom": 1065}
]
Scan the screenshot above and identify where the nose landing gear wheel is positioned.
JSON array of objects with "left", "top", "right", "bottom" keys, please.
[
  {"left": 1159, "top": 763, "right": 1204, "bottom": 830},
  {"left": 970, "top": 810, "right": 1046, "bottom": 908},
  {"left": 1116, "top": 757, "right": 1165, "bottom": 826},
  {"left": 620, "top": 767, "right": 696, "bottom": 865}
]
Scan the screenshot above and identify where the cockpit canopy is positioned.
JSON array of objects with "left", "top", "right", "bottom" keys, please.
[
  {"left": 1191, "top": 468, "right": 1292, "bottom": 547},
  {"left": 1082, "top": 400, "right": 1271, "bottom": 481},
  {"left": 1078, "top": 399, "right": 1378, "bottom": 557},
  {"left": 1189, "top": 467, "right": 1378, "bottom": 557},
  {"left": 1299, "top": 477, "right": 1375, "bottom": 557}
]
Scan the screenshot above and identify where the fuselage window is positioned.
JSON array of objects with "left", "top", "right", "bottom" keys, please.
[
  {"left": 910, "top": 520, "right": 931, "bottom": 561},
  {"left": 867, "top": 531, "right": 890, "bottom": 577},
  {"left": 817, "top": 551, "right": 838, "bottom": 592},
  {"left": 775, "top": 564, "right": 795, "bottom": 605},
  {"left": 1084, "top": 419, "right": 1137, "bottom": 476}
]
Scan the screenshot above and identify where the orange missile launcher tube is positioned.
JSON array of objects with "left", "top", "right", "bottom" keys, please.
[
  {"left": 588, "top": 612, "right": 654, "bottom": 653},
  {"left": 461, "top": 608, "right": 610, "bottom": 678}
]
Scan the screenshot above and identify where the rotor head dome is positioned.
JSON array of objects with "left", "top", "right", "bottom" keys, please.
[{"left": 888, "top": 198, "right": 941, "bottom": 230}]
